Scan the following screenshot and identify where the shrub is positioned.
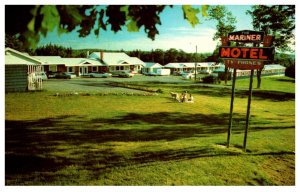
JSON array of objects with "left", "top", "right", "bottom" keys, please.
[
  {"left": 285, "top": 65, "right": 295, "bottom": 78},
  {"left": 218, "top": 72, "right": 232, "bottom": 81},
  {"left": 202, "top": 75, "right": 221, "bottom": 84}
]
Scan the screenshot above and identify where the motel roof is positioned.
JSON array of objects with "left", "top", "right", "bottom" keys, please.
[
  {"left": 263, "top": 64, "right": 286, "bottom": 70},
  {"left": 89, "top": 52, "right": 144, "bottom": 66},
  {"left": 61, "top": 58, "right": 104, "bottom": 66},
  {"left": 129, "top": 57, "right": 145, "bottom": 65},
  {"left": 5, "top": 47, "right": 44, "bottom": 65},
  {"left": 214, "top": 64, "right": 285, "bottom": 73},
  {"left": 34, "top": 56, "right": 104, "bottom": 66},
  {"left": 164, "top": 62, "right": 218, "bottom": 68},
  {"left": 33, "top": 56, "right": 64, "bottom": 65},
  {"left": 143, "top": 62, "right": 163, "bottom": 68}
]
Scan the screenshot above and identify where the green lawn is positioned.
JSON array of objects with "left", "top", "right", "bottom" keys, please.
[{"left": 5, "top": 76, "right": 295, "bottom": 185}]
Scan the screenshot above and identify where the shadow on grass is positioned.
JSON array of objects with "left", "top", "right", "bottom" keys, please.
[
  {"left": 275, "top": 78, "right": 295, "bottom": 83},
  {"left": 189, "top": 86, "right": 295, "bottom": 102},
  {"left": 5, "top": 112, "right": 294, "bottom": 185}
]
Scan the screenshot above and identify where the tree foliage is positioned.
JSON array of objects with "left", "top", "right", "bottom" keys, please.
[
  {"left": 35, "top": 44, "right": 73, "bottom": 57},
  {"left": 5, "top": 5, "right": 208, "bottom": 50},
  {"left": 206, "top": 5, "right": 237, "bottom": 41},
  {"left": 32, "top": 44, "right": 212, "bottom": 64},
  {"left": 206, "top": 5, "right": 237, "bottom": 85},
  {"left": 5, "top": 34, "right": 26, "bottom": 52},
  {"left": 247, "top": 5, "right": 295, "bottom": 51},
  {"left": 126, "top": 49, "right": 211, "bottom": 65}
]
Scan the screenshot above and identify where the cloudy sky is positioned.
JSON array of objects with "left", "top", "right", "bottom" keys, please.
[{"left": 37, "top": 5, "right": 254, "bottom": 53}]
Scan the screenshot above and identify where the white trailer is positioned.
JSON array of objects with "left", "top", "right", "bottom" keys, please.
[{"left": 156, "top": 69, "right": 171, "bottom": 76}]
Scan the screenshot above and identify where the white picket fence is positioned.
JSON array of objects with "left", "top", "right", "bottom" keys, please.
[{"left": 27, "top": 65, "right": 43, "bottom": 91}]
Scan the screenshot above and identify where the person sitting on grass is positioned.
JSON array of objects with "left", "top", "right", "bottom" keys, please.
[
  {"left": 187, "top": 93, "right": 194, "bottom": 103},
  {"left": 181, "top": 91, "right": 188, "bottom": 102}
]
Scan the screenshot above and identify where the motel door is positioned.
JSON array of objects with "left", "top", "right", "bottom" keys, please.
[{"left": 80, "top": 67, "right": 88, "bottom": 76}]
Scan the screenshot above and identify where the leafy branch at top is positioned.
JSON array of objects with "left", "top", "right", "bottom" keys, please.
[{"left": 5, "top": 5, "right": 209, "bottom": 50}]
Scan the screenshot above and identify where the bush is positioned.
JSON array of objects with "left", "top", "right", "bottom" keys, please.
[
  {"left": 156, "top": 89, "right": 164, "bottom": 93},
  {"left": 218, "top": 72, "right": 232, "bottom": 81},
  {"left": 202, "top": 75, "right": 221, "bottom": 84},
  {"left": 285, "top": 65, "right": 295, "bottom": 78}
]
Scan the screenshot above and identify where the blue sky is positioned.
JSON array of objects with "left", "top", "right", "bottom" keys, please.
[{"left": 38, "top": 5, "right": 254, "bottom": 53}]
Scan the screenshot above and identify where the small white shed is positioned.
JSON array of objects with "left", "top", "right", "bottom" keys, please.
[
  {"left": 142, "top": 62, "right": 163, "bottom": 74},
  {"left": 5, "top": 47, "right": 43, "bottom": 92}
]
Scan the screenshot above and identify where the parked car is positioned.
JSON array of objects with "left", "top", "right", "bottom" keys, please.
[
  {"left": 182, "top": 73, "right": 195, "bottom": 80},
  {"left": 68, "top": 72, "right": 77, "bottom": 78},
  {"left": 47, "top": 71, "right": 57, "bottom": 78},
  {"left": 89, "top": 72, "right": 112, "bottom": 78},
  {"left": 144, "top": 72, "right": 158, "bottom": 76},
  {"left": 35, "top": 72, "right": 48, "bottom": 81},
  {"left": 54, "top": 72, "right": 76, "bottom": 79},
  {"left": 199, "top": 69, "right": 211, "bottom": 74},
  {"left": 129, "top": 70, "right": 138, "bottom": 74},
  {"left": 118, "top": 71, "right": 134, "bottom": 78}
]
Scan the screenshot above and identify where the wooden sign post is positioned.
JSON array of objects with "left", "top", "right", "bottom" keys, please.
[{"left": 219, "top": 30, "right": 275, "bottom": 152}]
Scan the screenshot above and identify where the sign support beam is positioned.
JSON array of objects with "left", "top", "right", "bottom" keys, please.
[
  {"left": 227, "top": 68, "right": 237, "bottom": 148},
  {"left": 243, "top": 69, "right": 254, "bottom": 152}
]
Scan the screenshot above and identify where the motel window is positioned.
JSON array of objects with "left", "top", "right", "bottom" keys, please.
[
  {"left": 92, "top": 66, "right": 98, "bottom": 72},
  {"left": 68, "top": 67, "right": 73, "bottom": 72},
  {"left": 49, "top": 65, "right": 57, "bottom": 72},
  {"left": 120, "top": 66, "right": 124, "bottom": 70},
  {"left": 116, "top": 66, "right": 120, "bottom": 70}
]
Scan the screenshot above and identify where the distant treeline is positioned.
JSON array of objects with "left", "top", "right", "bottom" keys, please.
[{"left": 34, "top": 44, "right": 214, "bottom": 65}]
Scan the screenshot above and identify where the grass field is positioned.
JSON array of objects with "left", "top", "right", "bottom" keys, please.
[{"left": 5, "top": 76, "right": 295, "bottom": 185}]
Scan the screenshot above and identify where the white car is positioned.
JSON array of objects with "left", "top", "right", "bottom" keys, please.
[
  {"left": 182, "top": 73, "right": 195, "bottom": 80},
  {"left": 89, "top": 72, "right": 112, "bottom": 78},
  {"left": 54, "top": 72, "right": 77, "bottom": 79},
  {"left": 119, "top": 71, "right": 134, "bottom": 78},
  {"left": 35, "top": 72, "right": 48, "bottom": 81}
]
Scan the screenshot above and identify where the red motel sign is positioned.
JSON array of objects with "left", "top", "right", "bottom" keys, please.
[
  {"left": 228, "top": 30, "right": 264, "bottom": 42},
  {"left": 219, "top": 46, "right": 274, "bottom": 70},
  {"left": 224, "top": 59, "right": 264, "bottom": 70},
  {"left": 219, "top": 47, "right": 274, "bottom": 61},
  {"left": 219, "top": 30, "right": 274, "bottom": 70}
]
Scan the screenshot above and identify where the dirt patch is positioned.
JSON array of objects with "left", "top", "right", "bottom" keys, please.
[{"left": 261, "top": 155, "right": 295, "bottom": 185}]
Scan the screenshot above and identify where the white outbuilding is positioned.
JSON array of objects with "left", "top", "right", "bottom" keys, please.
[{"left": 5, "top": 47, "right": 44, "bottom": 92}]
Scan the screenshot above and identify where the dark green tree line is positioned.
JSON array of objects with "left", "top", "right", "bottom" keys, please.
[{"left": 35, "top": 44, "right": 73, "bottom": 57}]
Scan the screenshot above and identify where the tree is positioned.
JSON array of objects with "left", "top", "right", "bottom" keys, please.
[
  {"left": 247, "top": 5, "right": 295, "bottom": 87},
  {"left": 126, "top": 48, "right": 211, "bottom": 65},
  {"left": 35, "top": 44, "right": 73, "bottom": 57},
  {"left": 207, "top": 5, "right": 236, "bottom": 41},
  {"left": 247, "top": 5, "right": 295, "bottom": 52},
  {"left": 206, "top": 5, "right": 237, "bottom": 84},
  {"left": 152, "top": 49, "right": 165, "bottom": 64},
  {"left": 5, "top": 34, "right": 27, "bottom": 53},
  {"left": 275, "top": 53, "right": 295, "bottom": 78},
  {"left": 5, "top": 5, "right": 208, "bottom": 50}
]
